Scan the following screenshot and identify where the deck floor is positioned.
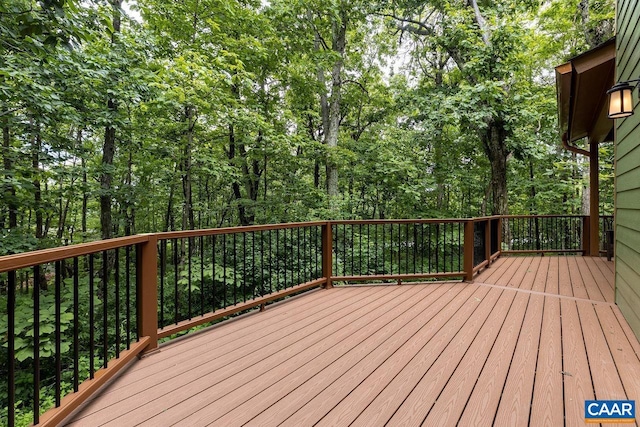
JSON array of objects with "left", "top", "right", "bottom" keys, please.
[{"left": 66, "top": 256, "right": 640, "bottom": 427}]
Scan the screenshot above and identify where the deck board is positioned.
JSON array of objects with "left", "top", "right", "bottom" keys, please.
[
  {"left": 560, "top": 298, "right": 595, "bottom": 425},
  {"left": 64, "top": 256, "right": 640, "bottom": 427},
  {"left": 530, "top": 296, "right": 563, "bottom": 427}
]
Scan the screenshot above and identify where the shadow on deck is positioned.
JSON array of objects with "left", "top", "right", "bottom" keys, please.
[{"left": 65, "top": 256, "right": 640, "bottom": 426}]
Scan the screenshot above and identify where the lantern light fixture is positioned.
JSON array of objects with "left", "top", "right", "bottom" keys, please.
[{"left": 607, "top": 79, "right": 640, "bottom": 119}]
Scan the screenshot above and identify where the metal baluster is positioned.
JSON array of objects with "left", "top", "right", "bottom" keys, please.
[
  {"left": 200, "top": 236, "right": 204, "bottom": 316},
  {"left": 290, "top": 228, "right": 294, "bottom": 288},
  {"left": 160, "top": 240, "right": 165, "bottom": 328},
  {"left": 450, "top": 223, "right": 454, "bottom": 272},
  {"left": 188, "top": 236, "right": 192, "bottom": 320},
  {"left": 243, "top": 232, "right": 246, "bottom": 302},
  {"left": 359, "top": 224, "right": 363, "bottom": 275},
  {"left": 252, "top": 231, "right": 256, "bottom": 297},
  {"left": 212, "top": 235, "right": 216, "bottom": 311},
  {"left": 260, "top": 231, "right": 265, "bottom": 296},
  {"left": 297, "top": 227, "right": 301, "bottom": 285},
  {"left": 89, "top": 256, "right": 94, "bottom": 379},
  {"left": 367, "top": 224, "right": 370, "bottom": 274},
  {"left": 8, "top": 270, "right": 15, "bottom": 427},
  {"left": 390, "top": 224, "right": 393, "bottom": 274},
  {"left": 55, "top": 261, "right": 61, "bottom": 406},
  {"left": 223, "top": 234, "right": 227, "bottom": 309},
  {"left": 268, "top": 230, "right": 273, "bottom": 293},
  {"left": 174, "top": 239, "right": 179, "bottom": 323},
  {"left": 233, "top": 233, "right": 237, "bottom": 305},
  {"left": 458, "top": 223, "right": 462, "bottom": 270},
  {"left": 115, "top": 248, "right": 120, "bottom": 358},
  {"left": 73, "top": 257, "right": 80, "bottom": 390},
  {"left": 33, "top": 265, "right": 40, "bottom": 424},
  {"left": 102, "top": 251, "right": 108, "bottom": 368},
  {"left": 125, "top": 246, "right": 131, "bottom": 349}
]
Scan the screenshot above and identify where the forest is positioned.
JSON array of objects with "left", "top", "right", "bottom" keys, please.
[
  {"left": 0, "top": 0, "right": 620, "bottom": 424},
  {"left": 0, "top": 0, "right": 616, "bottom": 255}
]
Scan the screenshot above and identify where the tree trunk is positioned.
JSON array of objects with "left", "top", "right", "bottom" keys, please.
[
  {"left": 228, "top": 123, "right": 252, "bottom": 226},
  {"left": 100, "top": 0, "right": 122, "bottom": 240},
  {"left": 2, "top": 123, "right": 18, "bottom": 234},
  {"left": 164, "top": 176, "right": 176, "bottom": 232},
  {"left": 324, "top": 8, "right": 348, "bottom": 198},
  {"left": 483, "top": 119, "right": 509, "bottom": 215},
  {"left": 79, "top": 130, "right": 88, "bottom": 240},
  {"left": 33, "top": 132, "right": 43, "bottom": 239},
  {"left": 181, "top": 106, "right": 196, "bottom": 230}
]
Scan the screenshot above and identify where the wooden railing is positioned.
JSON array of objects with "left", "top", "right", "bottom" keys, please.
[{"left": 0, "top": 214, "right": 607, "bottom": 426}]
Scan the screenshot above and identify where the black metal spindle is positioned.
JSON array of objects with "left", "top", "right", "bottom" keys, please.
[
  {"left": 420, "top": 224, "right": 424, "bottom": 273},
  {"left": 275, "top": 229, "right": 279, "bottom": 291},
  {"left": 297, "top": 227, "right": 301, "bottom": 284},
  {"left": 223, "top": 234, "right": 227, "bottom": 309},
  {"left": 200, "top": 236, "right": 204, "bottom": 316},
  {"left": 343, "top": 224, "right": 347, "bottom": 276},
  {"left": 89, "top": 256, "right": 95, "bottom": 379},
  {"left": 450, "top": 223, "right": 454, "bottom": 272},
  {"left": 33, "top": 264, "right": 40, "bottom": 425},
  {"left": 436, "top": 224, "right": 440, "bottom": 273},
  {"left": 102, "top": 251, "right": 108, "bottom": 368},
  {"left": 242, "top": 232, "right": 246, "bottom": 302},
  {"left": 413, "top": 224, "right": 417, "bottom": 274},
  {"left": 188, "top": 236, "right": 193, "bottom": 319},
  {"left": 125, "top": 246, "right": 131, "bottom": 349},
  {"left": 301, "top": 227, "right": 306, "bottom": 283},
  {"left": 8, "top": 270, "right": 15, "bottom": 427},
  {"left": 389, "top": 224, "right": 393, "bottom": 274},
  {"left": 397, "top": 223, "right": 402, "bottom": 274},
  {"left": 73, "top": 257, "right": 79, "bottom": 391},
  {"left": 458, "top": 222, "right": 462, "bottom": 269},
  {"left": 366, "top": 224, "right": 370, "bottom": 274},
  {"left": 233, "top": 233, "right": 237, "bottom": 305},
  {"left": 160, "top": 240, "right": 165, "bottom": 328},
  {"left": 305, "top": 227, "right": 309, "bottom": 282},
  {"left": 261, "top": 231, "right": 265, "bottom": 296},
  {"left": 336, "top": 225, "right": 340, "bottom": 276},
  {"left": 174, "top": 238, "right": 179, "bottom": 324},
  {"left": 268, "top": 231, "right": 273, "bottom": 293},
  {"left": 212, "top": 235, "right": 216, "bottom": 311},
  {"left": 55, "top": 261, "right": 62, "bottom": 406},
  {"left": 115, "top": 248, "right": 120, "bottom": 358},
  {"left": 290, "top": 228, "right": 294, "bottom": 288},
  {"left": 427, "top": 224, "right": 432, "bottom": 273},
  {"left": 406, "top": 223, "right": 410, "bottom": 274},
  {"left": 251, "top": 232, "right": 256, "bottom": 297},
  {"left": 382, "top": 224, "right": 386, "bottom": 273},
  {"left": 358, "top": 224, "right": 363, "bottom": 275},
  {"left": 134, "top": 245, "right": 140, "bottom": 341}
]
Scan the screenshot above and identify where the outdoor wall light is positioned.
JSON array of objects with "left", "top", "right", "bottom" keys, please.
[{"left": 607, "top": 79, "right": 640, "bottom": 119}]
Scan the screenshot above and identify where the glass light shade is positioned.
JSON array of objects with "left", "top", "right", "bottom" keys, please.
[{"left": 607, "top": 82, "right": 634, "bottom": 119}]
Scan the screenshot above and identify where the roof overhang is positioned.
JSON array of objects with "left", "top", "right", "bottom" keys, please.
[{"left": 555, "top": 38, "right": 616, "bottom": 144}]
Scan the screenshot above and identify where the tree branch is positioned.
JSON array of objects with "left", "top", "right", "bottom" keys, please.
[{"left": 469, "top": 0, "right": 490, "bottom": 46}]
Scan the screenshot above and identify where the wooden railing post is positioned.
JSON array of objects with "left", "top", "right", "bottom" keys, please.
[
  {"left": 322, "top": 222, "right": 333, "bottom": 288},
  {"left": 582, "top": 216, "right": 591, "bottom": 256},
  {"left": 137, "top": 234, "right": 158, "bottom": 353},
  {"left": 464, "top": 220, "right": 474, "bottom": 282}
]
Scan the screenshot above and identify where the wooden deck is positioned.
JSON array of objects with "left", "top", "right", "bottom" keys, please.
[{"left": 65, "top": 256, "right": 640, "bottom": 427}]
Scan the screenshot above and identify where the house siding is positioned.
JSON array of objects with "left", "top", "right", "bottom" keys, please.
[{"left": 615, "top": 0, "right": 640, "bottom": 340}]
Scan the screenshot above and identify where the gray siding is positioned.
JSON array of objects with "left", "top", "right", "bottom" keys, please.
[{"left": 616, "top": 0, "right": 640, "bottom": 340}]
